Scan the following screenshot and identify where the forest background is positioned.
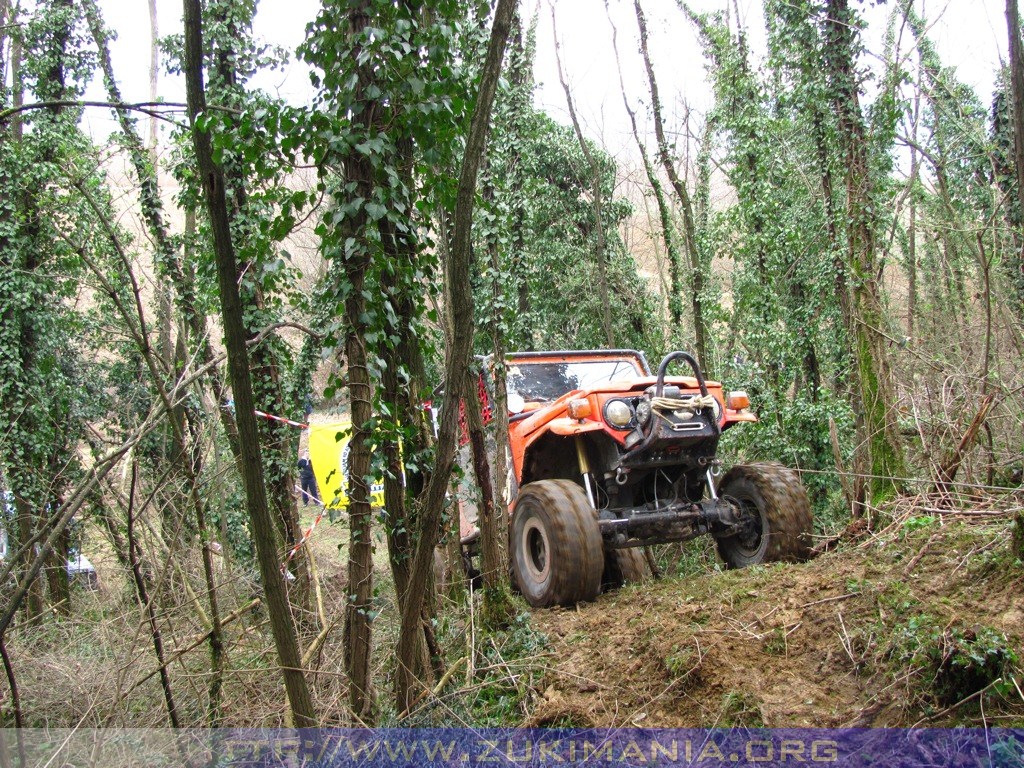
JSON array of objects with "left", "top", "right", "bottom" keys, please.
[{"left": 1, "top": 0, "right": 1023, "bottom": 731}]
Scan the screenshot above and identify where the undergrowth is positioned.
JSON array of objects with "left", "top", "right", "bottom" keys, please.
[
  {"left": 394, "top": 608, "right": 548, "bottom": 727},
  {"left": 886, "top": 616, "right": 1019, "bottom": 709}
]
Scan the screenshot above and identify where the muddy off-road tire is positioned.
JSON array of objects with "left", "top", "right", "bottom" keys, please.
[
  {"left": 602, "top": 546, "right": 653, "bottom": 590},
  {"left": 716, "top": 463, "right": 813, "bottom": 568},
  {"left": 511, "top": 480, "right": 604, "bottom": 607}
]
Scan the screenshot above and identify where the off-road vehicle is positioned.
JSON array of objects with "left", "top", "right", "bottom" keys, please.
[{"left": 460, "top": 349, "right": 813, "bottom": 607}]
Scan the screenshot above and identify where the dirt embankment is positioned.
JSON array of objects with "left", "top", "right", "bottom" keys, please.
[{"left": 528, "top": 503, "right": 1024, "bottom": 729}]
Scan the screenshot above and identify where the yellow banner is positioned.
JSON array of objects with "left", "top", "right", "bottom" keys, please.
[{"left": 307, "top": 421, "right": 386, "bottom": 509}]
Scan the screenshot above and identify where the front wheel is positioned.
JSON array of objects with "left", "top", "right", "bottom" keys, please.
[
  {"left": 511, "top": 480, "right": 604, "bottom": 607},
  {"left": 716, "top": 463, "right": 813, "bottom": 568}
]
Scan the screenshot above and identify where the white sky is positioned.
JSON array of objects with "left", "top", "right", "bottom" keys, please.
[{"left": 81, "top": 0, "right": 1009, "bottom": 155}]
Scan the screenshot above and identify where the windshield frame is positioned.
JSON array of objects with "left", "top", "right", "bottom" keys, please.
[{"left": 500, "top": 350, "right": 651, "bottom": 404}]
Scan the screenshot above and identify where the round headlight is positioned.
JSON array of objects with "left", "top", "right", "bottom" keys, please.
[{"left": 604, "top": 399, "right": 634, "bottom": 429}]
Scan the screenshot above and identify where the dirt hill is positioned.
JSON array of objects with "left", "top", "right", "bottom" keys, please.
[{"left": 526, "top": 498, "right": 1024, "bottom": 729}]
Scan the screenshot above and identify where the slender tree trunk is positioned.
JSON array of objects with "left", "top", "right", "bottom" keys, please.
[
  {"left": 10, "top": 2, "right": 22, "bottom": 142},
  {"left": 464, "top": 370, "right": 513, "bottom": 628},
  {"left": 395, "top": 0, "right": 516, "bottom": 714},
  {"left": 907, "top": 55, "right": 921, "bottom": 341},
  {"left": 479, "top": 170, "right": 514, "bottom": 628},
  {"left": 43, "top": 500, "right": 70, "bottom": 616},
  {"left": 1008, "top": 0, "right": 1024, "bottom": 222},
  {"left": 147, "top": 0, "right": 159, "bottom": 153},
  {"left": 0, "top": 0, "right": 9, "bottom": 110},
  {"left": 182, "top": 0, "right": 316, "bottom": 728},
  {"left": 825, "top": 0, "right": 906, "bottom": 507},
  {"left": 0, "top": 634, "right": 24, "bottom": 734},
  {"left": 379, "top": 136, "right": 438, "bottom": 684},
  {"left": 326, "top": 0, "right": 382, "bottom": 723},
  {"left": 206, "top": 0, "right": 310, "bottom": 605},
  {"left": 14, "top": 500, "right": 43, "bottom": 624},
  {"left": 551, "top": 8, "right": 614, "bottom": 346},
  {"left": 342, "top": 272, "right": 376, "bottom": 722},
  {"left": 635, "top": 0, "right": 708, "bottom": 367},
  {"left": 145, "top": 0, "right": 176, "bottom": 392},
  {"left": 505, "top": 12, "right": 533, "bottom": 348},
  {"left": 606, "top": 2, "right": 681, "bottom": 333},
  {"left": 126, "top": 461, "right": 181, "bottom": 728},
  {"left": 1010, "top": 0, "right": 1024, "bottom": 554}
]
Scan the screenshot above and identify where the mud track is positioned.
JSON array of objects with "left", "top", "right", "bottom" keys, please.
[{"left": 526, "top": 509, "right": 1024, "bottom": 728}]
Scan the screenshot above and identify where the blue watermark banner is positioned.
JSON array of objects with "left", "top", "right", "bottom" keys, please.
[{"left": 1, "top": 728, "right": 1021, "bottom": 767}]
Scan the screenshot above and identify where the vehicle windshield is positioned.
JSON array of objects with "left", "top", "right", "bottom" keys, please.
[{"left": 506, "top": 358, "right": 643, "bottom": 403}]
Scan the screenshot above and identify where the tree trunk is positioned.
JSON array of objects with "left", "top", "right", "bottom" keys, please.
[
  {"left": 505, "top": 13, "right": 533, "bottom": 348},
  {"left": 1006, "top": 0, "right": 1024, "bottom": 544},
  {"left": 0, "top": 0, "right": 9, "bottom": 112},
  {"left": 1008, "top": 0, "right": 1024, "bottom": 222},
  {"left": 907, "top": 55, "right": 921, "bottom": 342},
  {"left": 606, "top": 3, "right": 681, "bottom": 334},
  {"left": 394, "top": 0, "right": 516, "bottom": 714},
  {"left": 43, "top": 504, "right": 70, "bottom": 616},
  {"left": 635, "top": 0, "right": 708, "bottom": 368},
  {"left": 147, "top": 0, "right": 159, "bottom": 153},
  {"left": 379, "top": 188, "right": 437, "bottom": 688},
  {"left": 465, "top": 370, "right": 513, "bottom": 629},
  {"left": 181, "top": 0, "right": 316, "bottom": 728},
  {"left": 342, "top": 276, "right": 376, "bottom": 722},
  {"left": 14, "top": 499, "right": 43, "bottom": 624},
  {"left": 10, "top": 0, "right": 23, "bottom": 142},
  {"left": 125, "top": 461, "right": 181, "bottom": 728},
  {"left": 824, "top": 0, "right": 906, "bottom": 507},
  {"left": 205, "top": 0, "right": 310, "bottom": 606},
  {"left": 551, "top": 7, "right": 614, "bottom": 346},
  {"left": 480, "top": 171, "right": 514, "bottom": 628}
]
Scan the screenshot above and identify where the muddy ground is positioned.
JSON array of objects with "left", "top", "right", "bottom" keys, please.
[{"left": 526, "top": 501, "right": 1024, "bottom": 729}]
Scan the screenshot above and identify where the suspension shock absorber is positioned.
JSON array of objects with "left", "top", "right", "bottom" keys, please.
[
  {"left": 575, "top": 436, "right": 597, "bottom": 510},
  {"left": 699, "top": 456, "right": 722, "bottom": 499}
]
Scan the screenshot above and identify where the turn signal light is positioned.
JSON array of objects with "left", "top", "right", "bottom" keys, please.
[
  {"left": 567, "top": 399, "right": 592, "bottom": 420},
  {"left": 726, "top": 391, "right": 750, "bottom": 411}
]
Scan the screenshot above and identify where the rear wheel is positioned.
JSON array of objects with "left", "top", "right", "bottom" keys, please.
[
  {"left": 716, "top": 463, "right": 812, "bottom": 568},
  {"left": 511, "top": 480, "right": 604, "bottom": 607},
  {"left": 603, "top": 546, "right": 653, "bottom": 589}
]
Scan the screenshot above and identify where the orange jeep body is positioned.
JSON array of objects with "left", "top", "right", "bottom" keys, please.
[
  {"left": 503, "top": 350, "right": 755, "bottom": 496},
  {"left": 457, "top": 349, "right": 811, "bottom": 608}
]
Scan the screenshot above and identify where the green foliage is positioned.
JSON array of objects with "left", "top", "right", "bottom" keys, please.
[
  {"left": 889, "top": 616, "right": 1018, "bottom": 707},
  {"left": 394, "top": 609, "right": 548, "bottom": 727},
  {"left": 690, "top": 5, "right": 852, "bottom": 512},
  {"left": 902, "top": 515, "right": 938, "bottom": 535},
  {"left": 486, "top": 85, "right": 660, "bottom": 352},
  {"left": 0, "top": 0, "right": 110, "bottom": 535}
]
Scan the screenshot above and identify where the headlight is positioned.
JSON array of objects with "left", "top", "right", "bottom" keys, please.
[{"left": 604, "top": 399, "right": 634, "bottom": 429}]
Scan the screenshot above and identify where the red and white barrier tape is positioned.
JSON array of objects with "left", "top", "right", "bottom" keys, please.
[
  {"left": 255, "top": 409, "right": 308, "bottom": 430},
  {"left": 222, "top": 401, "right": 309, "bottom": 429},
  {"left": 281, "top": 488, "right": 329, "bottom": 572}
]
